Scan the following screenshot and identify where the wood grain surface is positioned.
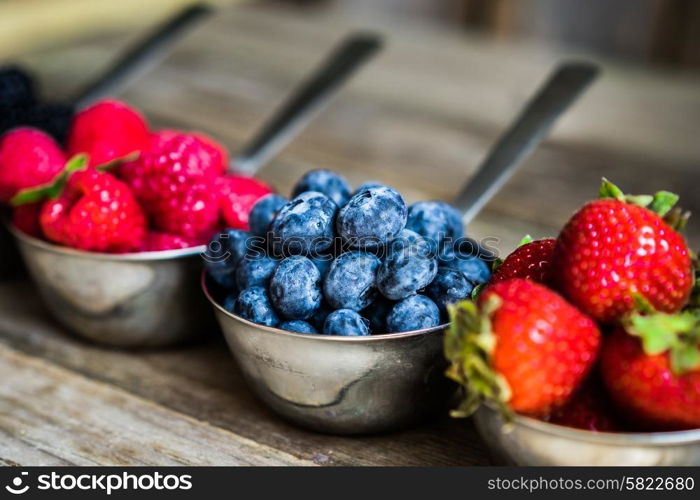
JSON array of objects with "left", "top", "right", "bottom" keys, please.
[{"left": 2, "top": 2, "right": 699, "bottom": 466}]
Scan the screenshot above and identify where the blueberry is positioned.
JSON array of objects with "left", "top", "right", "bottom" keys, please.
[
  {"left": 270, "top": 191, "right": 337, "bottom": 255},
  {"left": 323, "top": 251, "right": 381, "bottom": 311},
  {"left": 353, "top": 181, "right": 385, "bottom": 196},
  {"left": 205, "top": 229, "right": 253, "bottom": 289},
  {"left": 249, "top": 194, "right": 288, "bottom": 237},
  {"left": 440, "top": 253, "right": 492, "bottom": 285},
  {"left": 269, "top": 256, "right": 322, "bottom": 319},
  {"left": 280, "top": 320, "right": 318, "bottom": 334},
  {"left": 310, "top": 302, "right": 333, "bottom": 331},
  {"left": 425, "top": 267, "right": 473, "bottom": 315},
  {"left": 292, "top": 169, "right": 351, "bottom": 207},
  {"left": 336, "top": 186, "right": 407, "bottom": 249},
  {"left": 386, "top": 295, "right": 441, "bottom": 333},
  {"left": 376, "top": 232, "right": 438, "bottom": 300},
  {"left": 310, "top": 255, "right": 333, "bottom": 279},
  {"left": 0, "top": 66, "right": 36, "bottom": 111},
  {"left": 233, "top": 286, "right": 280, "bottom": 327},
  {"left": 323, "top": 309, "right": 370, "bottom": 336},
  {"left": 362, "top": 296, "right": 394, "bottom": 334},
  {"left": 405, "top": 201, "right": 464, "bottom": 253},
  {"left": 235, "top": 255, "right": 279, "bottom": 289}
]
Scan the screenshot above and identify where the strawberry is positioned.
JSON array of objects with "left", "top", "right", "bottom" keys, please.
[
  {"left": 11, "top": 203, "right": 42, "bottom": 238},
  {"left": 546, "top": 379, "right": 619, "bottom": 432},
  {"left": 445, "top": 279, "right": 601, "bottom": 418},
  {"left": 490, "top": 236, "right": 555, "bottom": 285},
  {"left": 553, "top": 179, "right": 693, "bottom": 323},
  {"left": 600, "top": 311, "right": 700, "bottom": 431},
  {"left": 0, "top": 127, "right": 65, "bottom": 203},
  {"left": 67, "top": 99, "right": 150, "bottom": 167},
  {"left": 141, "top": 232, "right": 197, "bottom": 252},
  {"left": 217, "top": 174, "right": 274, "bottom": 230},
  {"left": 19, "top": 155, "right": 147, "bottom": 253}
]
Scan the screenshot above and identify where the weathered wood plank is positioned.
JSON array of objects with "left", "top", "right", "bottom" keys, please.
[
  {"left": 0, "top": 342, "right": 317, "bottom": 466},
  {"left": 0, "top": 280, "right": 490, "bottom": 466}
]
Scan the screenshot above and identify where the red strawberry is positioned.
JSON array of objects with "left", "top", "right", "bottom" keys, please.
[
  {"left": 0, "top": 127, "right": 65, "bottom": 203},
  {"left": 12, "top": 203, "right": 42, "bottom": 238},
  {"left": 490, "top": 236, "right": 555, "bottom": 285},
  {"left": 38, "top": 161, "right": 146, "bottom": 253},
  {"left": 141, "top": 232, "right": 197, "bottom": 252},
  {"left": 445, "top": 279, "right": 601, "bottom": 418},
  {"left": 553, "top": 179, "right": 693, "bottom": 323},
  {"left": 600, "top": 312, "right": 700, "bottom": 431},
  {"left": 546, "top": 379, "right": 619, "bottom": 432},
  {"left": 217, "top": 174, "right": 274, "bottom": 230},
  {"left": 67, "top": 99, "right": 150, "bottom": 167}
]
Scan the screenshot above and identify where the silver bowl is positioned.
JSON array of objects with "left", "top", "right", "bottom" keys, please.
[
  {"left": 474, "top": 404, "right": 700, "bottom": 466},
  {"left": 202, "top": 274, "right": 452, "bottom": 435},
  {"left": 12, "top": 226, "right": 213, "bottom": 348}
]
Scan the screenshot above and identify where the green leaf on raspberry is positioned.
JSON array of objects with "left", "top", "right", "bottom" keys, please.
[
  {"left": 445, "top": 298, "right": 513, "bottom": 421},
  {"left": 10, "top": 154, "right": 88, "bottom": 206}
]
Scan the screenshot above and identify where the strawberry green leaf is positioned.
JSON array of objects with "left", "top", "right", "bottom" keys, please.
[
  {"left": 444, "top": 299, "right": 513, "bottom": 421},
  {"left": 664, "top": 207, "right": 691, "bottom": 233},
  {"left": 517, "top": 235, "right": 533, "bottom": 247},
  {"left": 10, "top": 154, "right": 88, "bottom": 206},
  {"left": 95, "top": 151, "right": 139, "bottom": 173},
  {"left": 470, "top": 283, "right": 486, "bottom": 301},
  {"left": 599, "top": 178, "right": 625, "bottom": 201},
  {"left": 648, "top": 191, "right": 679, "bottom": 217},
  {"left": 626, "top": 309, "right": 700, "bottom": 375},
  {"left": 624, "top": 194, "right": 653, "bottom": 208}
]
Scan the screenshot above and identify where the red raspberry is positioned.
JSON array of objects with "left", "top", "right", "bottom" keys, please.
[
  {"left": 149, "top": 181, "right": 220, "bottom": 240},
  {"left": 217, "top": 174, "right": 274, "bottom": 230},
  {"left": 67, "top": 99, "right": 150, "bottom": 167},
  {"left": 0, "top": 127, "right": 65, "bottom": 203},
  {"left": 149, "top": 129, "right": 228, "bottom": 174},
  {"left": 119, "top": 133, "right": 220, "bottom": 203},
  {"left": 40, "top": 169, "right": 146, "bottom": 252},
  {"left": 12, "top": 203, "right": 42, "bottom": 237},
  {"left": 141, "top": 232, "right": 197, "bottom": 251}
]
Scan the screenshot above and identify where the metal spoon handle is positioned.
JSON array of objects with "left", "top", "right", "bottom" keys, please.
[
  {"left": 73, "top": 4, "right": 212, "bottom": 109},
  {"left": 231, "top": 32, "right": 383, "bottom": 175},
  {"left": 455, "top": 62, "right": 599, "bottom": 225}
]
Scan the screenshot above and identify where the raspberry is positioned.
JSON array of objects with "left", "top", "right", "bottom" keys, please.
[
  {"left": 141, "top": 232, "right": 197, "bottom": 251},
  {"left": 149, "top": 181, "right": 220, "bottom": 240},
  {"left": 217, "top": 174, "right": 274, "bottom": 230},
  {"left": 119, "top": 133, "right": 221, "bottom": 204},
  {"left": 149, "top": 129, "right": 228, "bottom": 174},
  {"left": 0, "top": 127, "right": 66, "bottom": 203},
  {"left": 67, "top": 99, "right": 150, "bottom": 166},
  {"left": 40, "top": 169, "right": 146, "bottom": 253}
]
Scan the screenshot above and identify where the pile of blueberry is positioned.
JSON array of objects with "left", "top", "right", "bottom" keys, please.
[
  {"left": 0, "top": 66, "right": 74, "bottom": 144},
  {"left": 205, "top": 169, "right": 494, "bottom": 336}
]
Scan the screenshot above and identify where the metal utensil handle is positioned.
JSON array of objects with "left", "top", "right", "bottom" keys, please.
[
  {"left": 73, "top": 4, "right": 212, "bottom": 109},
  {"left": 455, "top": 62, "right": 599, "bottom": 225},
  {"left": 232, "top": 32, "right": 383, "bottom": 175}
]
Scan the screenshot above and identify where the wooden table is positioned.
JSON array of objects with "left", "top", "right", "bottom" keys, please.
[{"left": 2, "top": 3, "right": 699, "bottom": 466}]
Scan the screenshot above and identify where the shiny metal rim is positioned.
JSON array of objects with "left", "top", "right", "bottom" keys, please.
[{"left": 10, "top": 224, "right": 206, "bottom": 261}]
